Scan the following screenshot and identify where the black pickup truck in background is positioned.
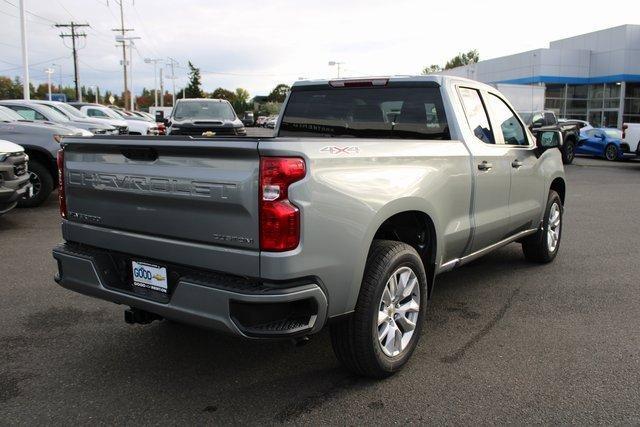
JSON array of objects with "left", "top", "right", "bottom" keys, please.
[{"left": 518, "top": 110, "right": 580, "bottom": 164}]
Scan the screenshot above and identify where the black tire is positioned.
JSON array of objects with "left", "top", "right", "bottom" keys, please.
[
  {"left": 17, "top": 160, "right": 54, "bottom": 208},
  {"left": 604, "top": 143, "right": 618, "bottom": 161},
  {"left": 522, "top": 190, "right": 563, "bottom": 263},
  {"left": 562, "top": 138, "right": 575, "bottom": 164},
  {"left": 330, "top": 240, "right": 427, "bottom": 378}
]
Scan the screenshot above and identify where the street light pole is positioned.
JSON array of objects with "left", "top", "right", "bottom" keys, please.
[
  {"left": 167, "top": 57, "right": 178, "bottom": 106},
  {"left": 45, "top": 68, "right": 54, "bottom": 100},
  {"left": 19, "top": 0, "right": 30, "bottom": 100},
  {"left": 328, "top": 61, "right": 344, "bottom": 78},
  {"left": 115, "top": 34, "right": 140, "bottom": 111},
  {"left": 51, "top": 63, "right": 62, "bottom": 90},
  {"left": 145, "top": 58, "right": 162, "bottom": 107}
]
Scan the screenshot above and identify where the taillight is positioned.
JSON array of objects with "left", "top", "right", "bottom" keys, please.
[
  {"left": 56, "top": 149, "right": 66, "bottom": 219},
  {"left": 259, "top": 157, "right": 306, "bottom": 251},
  {"left": 622, "top": 124, "right": 627, "bottom": 140}
]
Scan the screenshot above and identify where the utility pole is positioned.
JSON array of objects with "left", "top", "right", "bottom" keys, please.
[
  {"left": 111, "top": 0, "right": 134, "bottom": 109},
  {"left": 19, "top": 0, "right": 29, "bottom": 100},
  {"left": 45, "top": 68, "right": 54, "bottom": 100},
  {"left": 145, "top": 58, "right": 162, "bottom": 107},
  {"left": 55, "top": 22, "right": 89, "bottom": 102},
  {"left": 167, "top": 57, "right": 178, "bottom": 106},
  {"left": 159, "top": 67, "right": 164, "bottom": 107}
]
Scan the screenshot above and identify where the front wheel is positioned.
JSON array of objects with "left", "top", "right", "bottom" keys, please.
[
  {"left": 604, "top": 144, "right": 618, "bottom": 161},
  {"left": 522, "top": 190, "right": 563, "bottom": 263},
  {"left": 330, "top": 240, "right": 427, "bottom": 378},
  {"left": 17, "top": 160, "right": 54, "bottom": 208}
]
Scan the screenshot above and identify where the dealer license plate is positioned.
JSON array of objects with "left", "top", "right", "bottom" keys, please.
[{"left": 131, "top": 261, "right": 168, "bottom": 294}]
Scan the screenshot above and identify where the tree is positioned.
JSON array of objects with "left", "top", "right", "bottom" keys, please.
[
  {"left": 184, "top": 61, "right": 203, "bottom": 98},
  {"left": 235, "top": 88, "right": 250, "bottom": 104},
  {"left": 211, "top": 87, "right": 235, "bottom": 101},
  {"left": 266, "top": 83, "right": 290, "bottom": 103},
  {"left": 258, "top": 101, "right": 281, "bottom": 116},
  {"left": 444, "top": 49, "right": 479, "bottom": 70},
  {"left": 421, "top": 64, "right": 442, "bottom": 75},
  {"left": 421, "top": 49, "right": 480, "bottom": 75},
  {"left": 0, "top": 76, "right": 21, "bottom": 99}
]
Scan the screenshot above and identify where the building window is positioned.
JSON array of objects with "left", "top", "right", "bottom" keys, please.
[{"left": 623, "top": 82, "right": 640, "bottom": 124}]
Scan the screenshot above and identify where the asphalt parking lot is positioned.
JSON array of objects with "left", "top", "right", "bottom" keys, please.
[{"left": 1, "top": 156, "right": 639, "bottom": 424}]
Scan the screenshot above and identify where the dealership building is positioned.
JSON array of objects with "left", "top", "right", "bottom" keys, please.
[{"left": 442, "top": 25, "right": 640, "bottom": 128}]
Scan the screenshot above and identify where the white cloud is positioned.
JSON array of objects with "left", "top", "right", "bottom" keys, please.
[{"left": 0, "top": 0, "right": 635, "bottom": 98}]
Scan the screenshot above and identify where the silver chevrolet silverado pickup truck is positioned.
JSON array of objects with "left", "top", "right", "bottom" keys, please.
[{"left": 52, "top": 76, "right": 566, "bottom": 378}]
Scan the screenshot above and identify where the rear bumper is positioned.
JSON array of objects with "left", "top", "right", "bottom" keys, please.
[{"left": 52, "top": 244, "right": 328, "bottom": 338}]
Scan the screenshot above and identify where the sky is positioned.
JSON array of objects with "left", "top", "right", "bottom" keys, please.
[{"left": 0, "top": 0, "right": 636, "bottom": 99}]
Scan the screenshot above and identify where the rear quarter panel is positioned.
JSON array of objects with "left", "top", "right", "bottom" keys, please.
[{"left": 258, "top": 138, "right": 472, "bottom": 316}]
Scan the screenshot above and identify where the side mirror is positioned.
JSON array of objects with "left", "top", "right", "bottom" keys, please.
[{"left": 534, "top": 130, "right": 562, "bottom": 150}]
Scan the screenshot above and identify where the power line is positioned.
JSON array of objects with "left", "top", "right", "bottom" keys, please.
[
  {"left": 0, "top": 55, "right": 70, "bottom": 73},
  {"left": 55, "top": 22, "right": 89, "bottom": 101},
  {"left": 2, "top": 0, "right": 56, "bottom": 23},
  {"left": 0, "top": 6, "right": 53, "bottom": 26}
]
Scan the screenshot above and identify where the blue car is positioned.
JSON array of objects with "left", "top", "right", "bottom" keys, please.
[{"left": 577, "top": 128, "right": 628, "bottom": 161}]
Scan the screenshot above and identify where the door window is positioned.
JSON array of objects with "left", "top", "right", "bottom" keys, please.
[
  {"left": 7, "top": 106, "right": 46, "bottom": 121},
  {"left": 458, "top": 87, "right": 494, "bottom": 144},
  {"left": 486, "top": 94, "right": 528, "bottom": 146}
]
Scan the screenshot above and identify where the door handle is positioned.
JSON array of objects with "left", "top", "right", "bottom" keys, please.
[
  {"left": 477, "top": 161, "right": 493, "bottom": 171},
  {"left": 511, "top": 160, "right": 524, "bottom": 168}
]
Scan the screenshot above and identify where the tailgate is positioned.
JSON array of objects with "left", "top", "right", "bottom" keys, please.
[{"left": 63, "top": 137, "right": 260, "bottom": 251}]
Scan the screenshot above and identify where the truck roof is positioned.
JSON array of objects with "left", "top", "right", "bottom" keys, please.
[{"left": 291, "top": 74, "right": 495, "bottom": 91}]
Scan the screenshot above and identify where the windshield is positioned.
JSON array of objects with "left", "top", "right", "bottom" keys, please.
[
  {"left": 57, "top": 102, "right": 88, "bottom": 119},
  {"left": 279, "top": 86, "right": 450, "bottom": 139},
  {"left": 173, "top": 101, "right": 236, "bottom": 121},
  {"left": 100, "top": 108, "right": 124, "bottom": 119},
  {"left": 39, "top": 105, "right": 71, "bottom": 122},
  {"left": 0, "top": 106, "right": 24, "bottom": 121}
]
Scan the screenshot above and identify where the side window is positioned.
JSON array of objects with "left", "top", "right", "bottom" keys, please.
[
  {"left": 458, "top": 87, "right": 494, "bottom": 144},
  {"left": 10, "top": 106, "right": 44, "bottom": 121},
  {"left": 544, "top": 112, "right": 556, "bottom": 126},
  {"left": 486, "top": 94, "right": 528, "bottom": 146}
]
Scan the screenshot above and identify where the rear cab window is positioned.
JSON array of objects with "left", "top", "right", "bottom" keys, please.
[{"left": 278, "top": 82, "right": 450, "bottom": 139}]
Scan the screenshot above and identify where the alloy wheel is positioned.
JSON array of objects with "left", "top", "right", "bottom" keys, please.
[
  {"left": 547, "top": 202, "right": 561, "bottom": 252},
  {"left": 377, "top": 266, "right": 420, "bottom": 357}
]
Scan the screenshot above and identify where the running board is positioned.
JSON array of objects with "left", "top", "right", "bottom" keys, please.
[{"left": 438, "top": 228, "right": 538, "bottom": 273}]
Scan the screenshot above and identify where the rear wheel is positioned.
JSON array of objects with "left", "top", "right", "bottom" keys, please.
[
  {"left": 17, "top": 160, "right": 53, "bottom": 208},
  {"left": 522, "top": 190, "right": 562, "bottom": 263},
  {"left": 604, "top": 144, "right": 618, "bottom": 161},
  {"left": 562, "top": 138, "right": 575, "bottom": 164},
  {"left": 330, "top": 240, "right": 427, "bottom": 378}
]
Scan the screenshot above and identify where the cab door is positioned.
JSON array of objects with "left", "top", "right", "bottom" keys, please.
[
  {"left": 483, "top": 92, "right": 545, "bottom": 233},
  {"left": 457, "top": 87, "right": 513, "bottom": 253}
]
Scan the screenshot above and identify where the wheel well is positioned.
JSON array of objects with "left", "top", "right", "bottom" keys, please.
[
  {"left": 372, "top": 211, "right": 437, "bottom": 297},
  {"left": 550, "top": 177, "right": 566, "bottom": 205},
  {"left": 24, "top": 149, "right": 58, "bottom": 188}
]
